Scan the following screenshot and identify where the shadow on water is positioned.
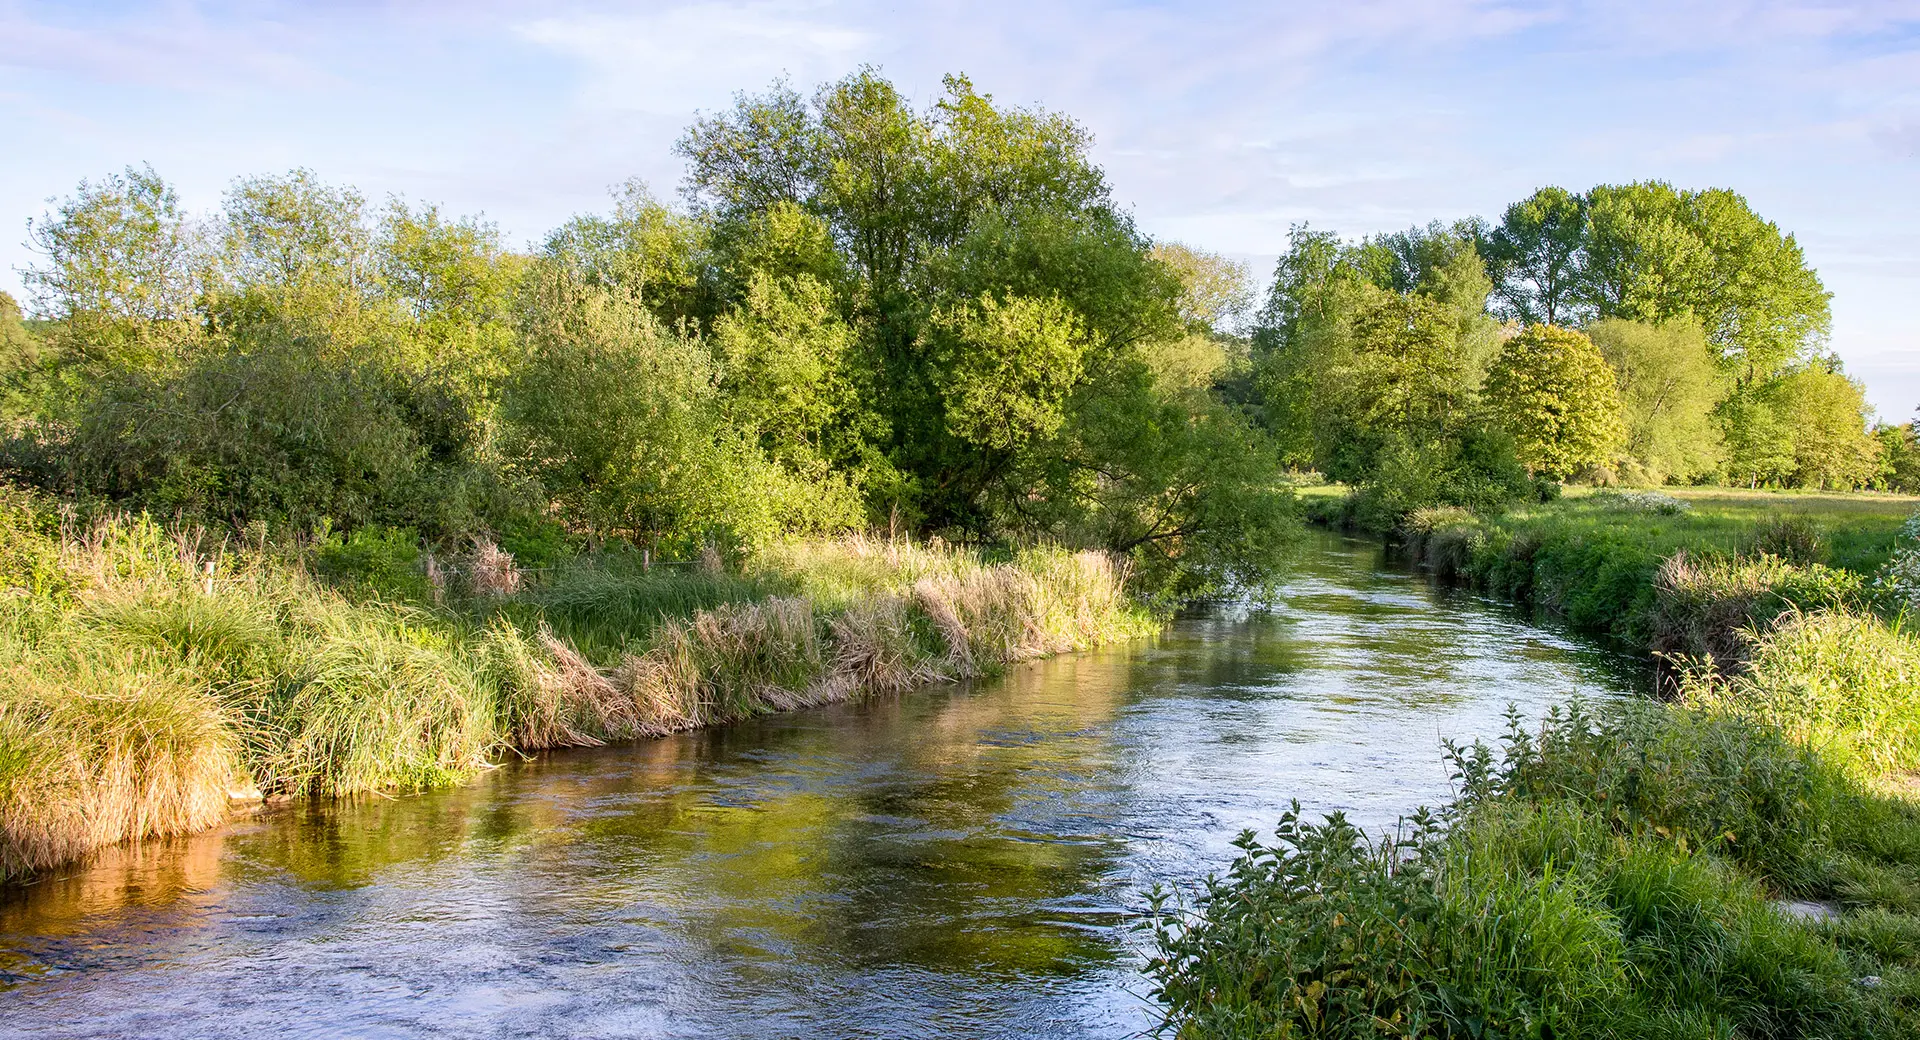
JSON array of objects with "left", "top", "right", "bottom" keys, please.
[{"left": 0, "top": 531, "right": 1643, "bottom": 1039}]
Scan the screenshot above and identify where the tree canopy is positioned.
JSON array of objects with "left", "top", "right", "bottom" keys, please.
[
  {"left": 4, "top": 70, "right": 1298, "bottom": 598},
  {"left": 1482, "top": 325, "right": 1627, "bottom": 480}
]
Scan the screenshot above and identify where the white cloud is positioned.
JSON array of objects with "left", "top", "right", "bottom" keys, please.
[{"left": 516, "top": 3, "right": 875, "bottom": 115}]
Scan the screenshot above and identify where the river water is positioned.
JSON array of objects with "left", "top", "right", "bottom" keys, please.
[{"left": 0, "top": 534, "right": 1640, "bottom": 1039}]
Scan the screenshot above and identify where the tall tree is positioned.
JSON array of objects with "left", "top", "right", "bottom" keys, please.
[
  {"left": 214, "top": 168, "right": 378, "bottom": 348},
  {"left": 1587, "top": 318, "right": 1724, "bottom": 484},
  {"left": 1482, "top": 186, "right": 1587, "bottom": 325},
  {"left": 22, "top": 164, "right": 205, "bottom": 368},
  {"left": 1774, "top": 365, "right": 1879, "bottom": 490},
  {"left": 1578, "top": 181, "right": 1828, "bottom": 382},
  {"left": 1150, "top": 242, "right": 1252, "bottom": 335}
]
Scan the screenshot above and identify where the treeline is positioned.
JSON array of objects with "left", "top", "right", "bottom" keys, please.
[
  {"left": 0, "top": 71, "right": 1294, "bottom": 599},
  {"left": 1251, "top": 182, "right": 1914, "bottom": 526}
]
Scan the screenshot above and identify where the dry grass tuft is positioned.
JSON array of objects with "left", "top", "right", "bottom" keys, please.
[{"left": 0, "top": 656, "right": 243, "bottom": 881}]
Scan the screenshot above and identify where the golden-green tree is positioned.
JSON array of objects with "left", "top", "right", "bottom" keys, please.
[
  {"left": 1587, "top": 318, "right": 1724, "bottom": 484},
  {"left": 1483, "top": 325, "right": 1626, "bottom": 479},
  {"left": 1776, "top": 366, "right": 1880, "bottom": 489}
]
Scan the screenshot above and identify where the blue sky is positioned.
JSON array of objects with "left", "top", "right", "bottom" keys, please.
[{"left": 3, "top": 1, "right": 1916, "bottom": 416}]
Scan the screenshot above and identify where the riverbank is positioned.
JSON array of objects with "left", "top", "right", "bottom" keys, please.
[
  {"left": 1150, "top": 490, "right": 1920, "bottom": 1035},
  {"left": 0, "top": 488, "right": 1155, "bottom": 883}
]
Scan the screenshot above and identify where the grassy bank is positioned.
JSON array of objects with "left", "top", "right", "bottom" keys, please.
[
  {"left": 1315, "top": 486, "right": 1918, "bottom": 673},
  {"left": 1150, "top": 490, "right": 1920, "bottom": 1036},
  {"left": 1148, "top": 698, "right": 1920, "bottom": 1037},
  {"left": 0, "top": 492, "right": 1154, "bottom": 883}
]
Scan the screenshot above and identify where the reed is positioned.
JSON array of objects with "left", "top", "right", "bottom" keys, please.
[{"left": 0, "top": 500, "right": 1153, "bottom": 881}]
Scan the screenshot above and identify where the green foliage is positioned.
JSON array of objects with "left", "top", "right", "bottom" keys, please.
[
  {"left": 1260, "top": 183, "right": 1861, "bottom": 498},
  {"left": 65, "top": 343, "right": 499, "bottom": 536},
  {"left": 1589, "top": 317, "right": 1725, "bottom": 483},
  {"left": 311, "top": 524, "right": 431, "bottom": 603},
  {"left": 1483, "top": 324, "right": 1627, "bottom": 479},
  {"left": 1152, "top": 700, "right": 1920, "bottom": 1038},
  {"left": 1581, "top": 182, "right": 1831, "bottom": 382},
  {"left": 1149, "top": 241, "right": 1253, "bottom": 333},
  {"left": 21, "top": 163, "right": 205, "bottom": 370},
  {"left": 932, "top": 292, "right": 1087, "bottom": 451},
  {"left": 1694, "top": 611, "right": 1920, "bottom": 780},
  {"left": 1875, "top": 422, "right": 1920, "bottom": 493},
  {"left": 1776, "top": 366, "right": 1882, "bottom": 490},
  {"left": 1483, "top": 185, "right": 1589, "bottom": 325}
]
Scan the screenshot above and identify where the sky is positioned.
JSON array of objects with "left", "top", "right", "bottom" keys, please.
[{"left": 2, "top": 0, "right": 1916, "bottom": 416}]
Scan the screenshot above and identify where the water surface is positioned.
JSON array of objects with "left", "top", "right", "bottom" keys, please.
[{"left": 0, "top": 534, "right": 1640, "bottom": 1038}]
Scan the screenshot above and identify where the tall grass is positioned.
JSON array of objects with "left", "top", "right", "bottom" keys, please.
[
  {"left": 0, "top": 654, "right": 243, "bottom": 880},
  {"left": 0, "top": 498, "right": 1152, "bottom": 881},
  {"left": 1688, "top": 610, "right": 1920, "bottom": 781}
]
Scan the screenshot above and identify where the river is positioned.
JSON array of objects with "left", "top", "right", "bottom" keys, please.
[{"left": 0, "top": 533, "right": 1640, "bottom": 1039}]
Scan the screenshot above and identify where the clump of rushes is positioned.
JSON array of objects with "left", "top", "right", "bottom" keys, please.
[
  {"left": 0, "top": 654, "right": 244, "bottom": 880},
  {"left": 1148, "top": 701, "right": 1920, "bottom": 1037},
  {"left": 0, "top": 503, "right": 1152, "bottom": 882}
]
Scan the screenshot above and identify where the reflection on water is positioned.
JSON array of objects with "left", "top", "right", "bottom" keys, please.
[{"left": 0, "top": 534, "right": 1640, "bottom": 1039}]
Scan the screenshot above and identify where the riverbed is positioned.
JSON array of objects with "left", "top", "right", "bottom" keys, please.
[{"left": 0, "top": 534, "right": 1640, "bottom": 1038}]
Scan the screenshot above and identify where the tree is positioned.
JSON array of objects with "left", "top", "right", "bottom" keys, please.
[
  {"left": 504, "top": 267, "right": 858, "bottom": 551},
  {"left": 540, "top": 180, "right": 708, "bottom": 330},
  {"left": 1483, "top": 187, "right": 1588, "bottom": 325},
  {"left": 1775, "top": 366, "right": 1879, "bottom": 489},
  {"left": 0, "top": 292, "right": 43, "bottom": 422},
  {"left": 22, "top": 164, "right": 205, "bottom": 368},
  {"left": 1312, "top": 286, "right": 1477, "bottom": 484},
  {"left": 1251, "top": 224, "right": 1347, "bottom": 467},
  {"left": 932, "top": 292, "right": 1087, "bottom": 452},
  {"left": 1482, "top": 325, "right": 1626, "bottom": 479},
  {"left": 1578, "top": 182, "right": 1829, "bottom": 382},
  {"left": 214, "top": 168, "right": 378, "bottom": 348},
  {"left": 376, "top": 200, "right": 521, "bottom": 379},
  {"left": 1150, "top": 242, "right": 1252, "bottom": 334},
  {"left": 1587, "top": 318, "right": 1724, "bottom": 484},
  {"left": 1717, "top": 383, "right": 1797, "bottom": 488},
  {"left": 712, "top": 267, "right": 856, "bottom": 470},
  {"left": 1874, "top": 420, "right": 1920, "bottom": 493}
]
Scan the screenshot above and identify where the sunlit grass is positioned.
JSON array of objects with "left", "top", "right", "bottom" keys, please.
[{"left": 0, "top": 501, "right": 1152, "bottom": 881}]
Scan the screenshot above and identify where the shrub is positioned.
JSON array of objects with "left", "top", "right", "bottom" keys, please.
[
  {"left": 1653, "top": 552, "right": 1865, "bottom": 675},
  {"left": 1689, "top": 611, "right": 1920, "bottom": 780},
  {"left": 1750, "top": 515, "right": 1828, "bottom": 566},
  {"left": 311, "top": 524, "right": 431, "bottom": 602},
  {"left": 1151, "top": 701, "right": 1919, "bottom": 1038}
]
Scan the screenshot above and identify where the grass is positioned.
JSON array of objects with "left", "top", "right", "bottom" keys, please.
[
  {"left": 0, "top": 489, "right": 1156, "bottom": 883},
  {"left": 1390, "top": 491, "right": 1897, "bottom": 671}
]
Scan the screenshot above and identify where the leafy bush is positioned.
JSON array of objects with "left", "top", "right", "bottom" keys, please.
[
  {"left": 1150, "top": 700, "right": 1920, "bottom": 1038},
  {"left": 311, "top": 524, "right": 431, "bottom": 602}
]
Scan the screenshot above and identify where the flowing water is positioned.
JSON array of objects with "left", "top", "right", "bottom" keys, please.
[{"left": 0, "top": 534, "right": 1642, "bottom": 1039}]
